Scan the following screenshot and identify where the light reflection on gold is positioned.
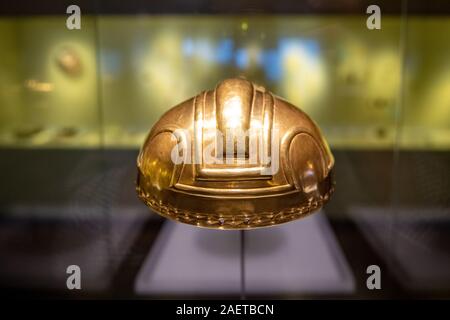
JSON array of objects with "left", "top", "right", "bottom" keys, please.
[{"left": 222, "top": 96, "right": 243, "bottom": 129}]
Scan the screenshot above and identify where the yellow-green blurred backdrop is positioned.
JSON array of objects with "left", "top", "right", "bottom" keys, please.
[{"left": 0, "top": 15, "right": 449, "bottom": 149}]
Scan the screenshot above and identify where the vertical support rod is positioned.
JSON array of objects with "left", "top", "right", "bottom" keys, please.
[{"left": 240, "top": 230, "right": 246, "bottom": 300}]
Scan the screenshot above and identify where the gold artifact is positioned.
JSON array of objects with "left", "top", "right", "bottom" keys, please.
[
  {"left": 56, "top": 46, "right": 82, "bottom": 76},
  {"left": 136, "top": 78, "right": 335, "bottom": 229}
]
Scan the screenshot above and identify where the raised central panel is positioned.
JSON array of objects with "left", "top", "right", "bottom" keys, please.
[{"left": 193, "top": 79, "right": 274, "bottom": 181}]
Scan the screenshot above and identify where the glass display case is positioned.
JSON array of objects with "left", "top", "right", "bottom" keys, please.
[{"left": 0, "top": 0, "right": 449, "bottom": 298}]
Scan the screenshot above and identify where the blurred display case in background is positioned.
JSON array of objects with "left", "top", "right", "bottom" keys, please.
[
  {"left": 3, "top": 14, "right": 450, "bottom": 150},
  {"left": 0, "top": 0, "right": 449, "bottom": 298}
]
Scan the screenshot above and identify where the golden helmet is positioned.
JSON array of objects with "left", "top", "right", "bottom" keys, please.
[{"left": 136, "top": 78, "right": 335, "bottom": 229}]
